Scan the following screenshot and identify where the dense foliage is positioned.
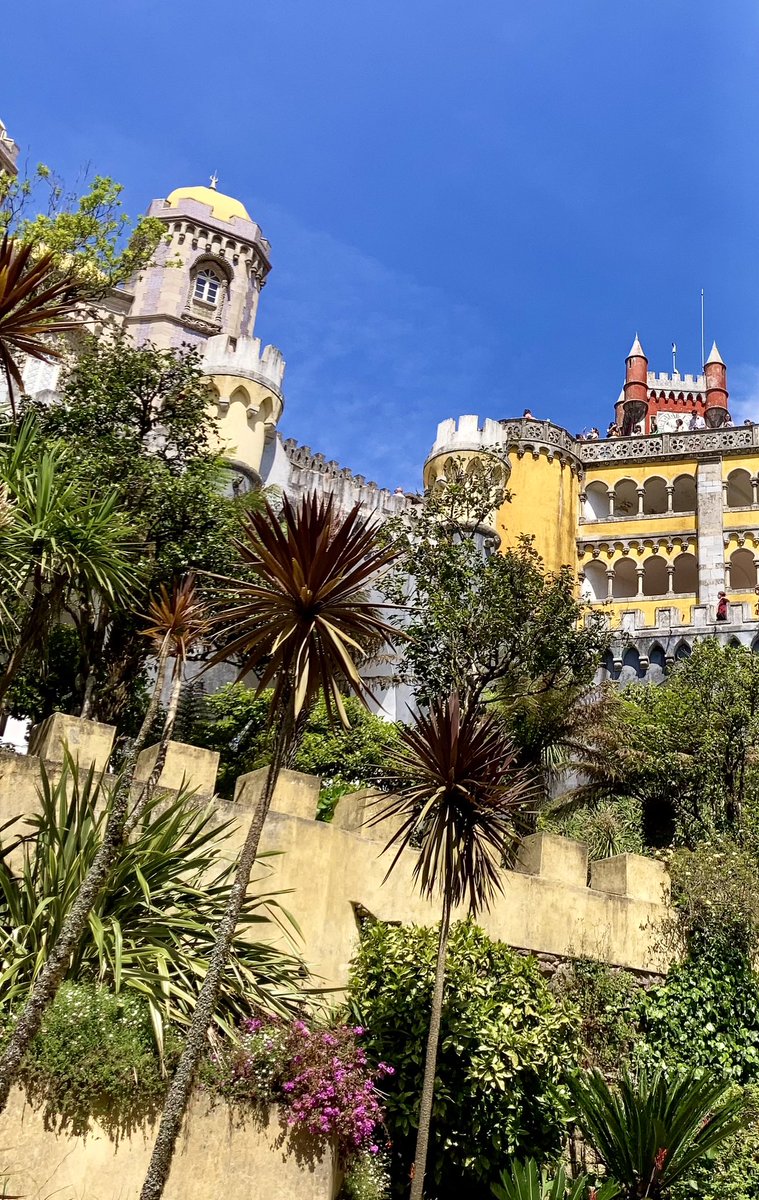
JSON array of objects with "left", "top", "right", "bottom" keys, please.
[
  {"left": 191, "top": 683, "right": 400, "bottom": 807},
  {"left": 6, "top": 337, "right": 254, "bottom": 726},
  {"left": 0, "top": 760, "right": 305, "bottom": 1054},
  {"left": 595, "top": 641, "right": 759, "bottom": 847},
  {"left": 346, "top": 920, "right": 575, "bottom": 1197}
]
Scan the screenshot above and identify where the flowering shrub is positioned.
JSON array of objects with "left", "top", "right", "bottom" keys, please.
[
  {"left": 342, "top": 1148, "right": 392, "bottom": 1199},
  {"left": 216, "top": 1014, "right": 392, "bottom": 1161}
]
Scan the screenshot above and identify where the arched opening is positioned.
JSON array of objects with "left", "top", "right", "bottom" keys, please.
[
  {"left": 582, "top": 561, "right": 608, "bottom": 603},
  {"left": 727, "top": 469, "right": 753, "bottom": 508},
  {"left": 620, "top": 646, "right": 644, "bottom": 682},
  {"left": 599, "top": 651, "right": 618, "bottom": 682},
  {"left": 752, "top": 636, "right": 759, "bottom": 655},
  {"left": 612, "top": 558, "right": 637, "bottom": 599},
  {"left": 648, "top": 643, "right": 667, "bottom": 676},
  {"left": 642, "top": 477, "right": 667, "bottom": 515},
  {"left": 672, "top": 552, "right": 697, "bottom": 594},
  {"left": 728, "top": 636, "right": 743, "bottom": 650},
  {"left": 193, "top": 266, "right": 222, "bottom": 305},
  {"left": 642, "top": 555, "right": 668, "bottom": 596},
  {"left": 584, "top": 481, "right": 610, "bottom": 521},
  {"left": 672, "top": 474, "right": 696, "bottom": 513},
  {"left": 613, "top": 478, "right": 638, "bottom": 516},
  {"left": 730, "top": 547, "right": 757, "bottom": 590},
  {"left": 674, "top": 640, "right": 692, "bottom": 661}
]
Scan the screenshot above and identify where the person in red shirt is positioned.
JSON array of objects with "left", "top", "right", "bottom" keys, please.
[{"left": 716, "top": 591, "right": 729, "bottom": 622}]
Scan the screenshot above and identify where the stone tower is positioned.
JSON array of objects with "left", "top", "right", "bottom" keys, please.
[{"left": 123, "top": 179, "right": 285, "bottom": 485}]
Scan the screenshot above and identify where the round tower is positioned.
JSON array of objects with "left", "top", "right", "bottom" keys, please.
[
  {"left": 704, "top": 342, "right": 729, "bottom": 427},
  {"left": 621, "top": 335, "right": 649, "bottom": 434}
]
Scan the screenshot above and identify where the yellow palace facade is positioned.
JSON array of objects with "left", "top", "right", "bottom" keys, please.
[{"left": 424, "top": 339, "right": 759, "bottom": 682}]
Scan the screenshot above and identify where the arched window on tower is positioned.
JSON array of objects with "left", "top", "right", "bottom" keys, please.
[{"left": 193, "top": 268, "right": 221, "bottom": 306}]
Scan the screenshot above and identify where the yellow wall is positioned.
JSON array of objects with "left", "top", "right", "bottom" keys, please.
[
  {"left": 583, "top": 461, "right": 699, "bottom": 486},
  {"left": 724, "top": 510, "right": 759, "bottom": 531},
  {"left": 589, "top": 598, "right": 692, "bottom": 626},
  {"left": 722, "top": 454, "right": 759, "bottom": 478},
  {"left": 584, "top": 514, "right": 694, "bottom": 541},
  {"left": 496, "top": 452, "right": 579, "bottom": 574}
]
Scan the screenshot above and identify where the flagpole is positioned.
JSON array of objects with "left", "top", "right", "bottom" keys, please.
[{"left": 701, "top": 289, "right": 705, "bottom": 367}]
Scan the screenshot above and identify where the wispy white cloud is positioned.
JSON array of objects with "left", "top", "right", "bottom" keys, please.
[{"left": 253, "top": 203, "right": 500, "bottom": 492}]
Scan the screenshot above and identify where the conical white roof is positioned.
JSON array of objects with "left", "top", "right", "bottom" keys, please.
[
  {"left": 627, "top": 334, "right": 646, "bottom": 359},
  {"left": 705, "top": 341, "right": 725, "bottom": 366}
]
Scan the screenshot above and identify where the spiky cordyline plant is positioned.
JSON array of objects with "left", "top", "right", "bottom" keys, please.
[
  {"left": 373, "top": 693, "right": 535, "bottom": 1200},
  {"left": 493, "top": 1157, "right": 620, "bottom": 1200},
  {"left": 0, "top": 234, "right": 80, "bottom": 420},
  {"left": 569, "top": 1067, "right": 745, "bottom": 1199},
  {"left": 139, "top": 492, "right": 397, "bottom": 1200},
  {"left": 0, "top": 576, "right": 209, "bottom": 1111}
]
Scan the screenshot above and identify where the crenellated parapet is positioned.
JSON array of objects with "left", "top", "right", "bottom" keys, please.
[
  {"left": 282, "top": 438, "right": 418, "bottom": 520},
  {"left": 425, "top": 415, "right": 583, "bottom": 484},
  {"left": 203, "top": 333, "right": 285, "bottom": 402}
]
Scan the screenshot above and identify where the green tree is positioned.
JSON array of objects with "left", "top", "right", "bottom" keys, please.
[
  {"left": 191, "top": 682, "right": 400, "bottom": 806},
  {"left": 0, "top": 418, "right": 140, "bottom": 709},
  {"left": 139, "top": 494, "right": 397, "bottom": 1200},
  {"left": 16, "top": 335, "right": 252, "bottom": 726},
  {"left": 347, "top": 921, "right": 576, "bottom": 1197},
  {"left": 372, "top": 694, "right": 535, "bottom": 1200},
  {"left": 1, "top": 167, "right": 164, "bottom": 291},
  {"left": 383, "top": 457, "right": 609, "bottom": 710},
  {"left": 590, "top": 641, "right": 759, "bottom": 847}
]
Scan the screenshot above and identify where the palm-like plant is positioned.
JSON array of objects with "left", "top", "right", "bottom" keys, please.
[
  {"left": 139, "top": 492, "right": 397, "bottom": 1200},
  {"left": 493, "top": 1158, "right": 619, "bottom": 1200},
  {"left": 569, "top": 1068, "right": 745, "bottom": 1199},
  {"left": 0, "top": 576, "right": 209, "bottom": 1110},
  {"left": 0, "top": 419, "right": 140, "bottom": 704},
  {"left": 0, "top": 758, "right": 304, "bottom": 1061},
  {"left": 0, "top": 234, "right": 81, "bottom": 419},
  {"left": 374, "top": 693, "right": 535, "bottom": 1200}
]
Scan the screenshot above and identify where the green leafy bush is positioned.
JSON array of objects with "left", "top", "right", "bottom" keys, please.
[
  {"left": 191, "top": 683, "right": 399, "bottom": 808},
  {"left": 492, "top": 1158, "right": 619, "bottom": 1200},
  {"left": 341, "top": 1150, "right": 392, "bottom": 1200},
  {"left": 346, "top": 920, "right": 576, "bottom": 1197},
  {"left": 674, "top": 1083, "right": 759, "bottom": 1200},
  {"left": 1, "top": 981, "right": 175, "bottom": 1134},
  {"left": 552, "top": 960, "right": 641, "bottom": 1073}
]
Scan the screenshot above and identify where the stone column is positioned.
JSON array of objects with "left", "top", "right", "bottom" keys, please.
[
  {"left": 667, "top": 563, "right": 675, "bottom": 595},
  {"left": 696, "top": 458, "right": 725, "bottom": 607},
  {"left": 637, "top": 487, "right": 645, "bottom": 515},
  {"left": 724, "top": 561, "right": 732, "bottom": 590},
  {"left": 636, "top": 566, "right": 645, "bottom": 597},
  {"left": 606, "top": 569, "right": 614, "bottom": 600},
  {"left": 666, "top": 485, "right": 674, "bottom": 513},
  {"left": 752, "top": 477, "right": 759, "bottom": 506},
  {"left": 608, "top": 490, "right": 615, "bottom": 517}
]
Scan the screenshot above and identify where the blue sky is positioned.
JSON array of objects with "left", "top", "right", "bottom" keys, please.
[{"left": 4, "top": 1, "right": 759, "bottom": 489}]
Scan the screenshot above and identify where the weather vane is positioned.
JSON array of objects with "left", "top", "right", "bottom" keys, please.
[{"left": 209, "top": 171, "right": 219, "bottom": 191}]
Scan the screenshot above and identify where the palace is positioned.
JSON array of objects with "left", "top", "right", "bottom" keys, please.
[{"left": 4, "top": 120, "right": 758, "bottom": 682}]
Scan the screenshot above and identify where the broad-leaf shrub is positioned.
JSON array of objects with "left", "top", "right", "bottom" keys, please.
[
  {"left": 492, "top": 1157, "right": 619, "bottom": 1200},
  {"left": 552, "top": 960, "right": 640, "bottom": 1073},
  {"left": 346, "top": 921, "right": 576, "bottom": 1197}
]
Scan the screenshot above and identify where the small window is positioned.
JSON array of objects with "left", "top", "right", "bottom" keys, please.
[{"left": 193, "top": 268, "right": 220, "bottom": 305}]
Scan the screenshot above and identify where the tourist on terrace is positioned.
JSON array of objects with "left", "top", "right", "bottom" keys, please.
[
  {"left": 606, "top": 421, "right": 619, "bottom": 438},
  {"left": 694, "top": 412, "right": 706, "bottom": 429},
  {"left": 716, "top": 591, "right": 729, "bottom": 622},
  {"left": 522, "top": 408, "right": 533, "bottom": 418},
  {"left": 650, "top": 417, "right": 659, "bottom": 434}
]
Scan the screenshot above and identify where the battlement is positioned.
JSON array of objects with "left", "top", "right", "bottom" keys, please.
[
  {"left": 1, "top": 715, "right": 671, "bottom": 988},
  {"left": 647, "top": 371, "right": 706, "bottom": 391},
  {"left": 203, "top": 333, "right": 285, "bottom": 398},
  {"left": 282, "top": 437, "right": 418, "bottom": 519}
]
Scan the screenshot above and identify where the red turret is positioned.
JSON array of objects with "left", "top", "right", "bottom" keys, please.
[
  {"left": 704, "top": 342, "right": 728, "bottom": 427},
  {"left": 621, "top": 335, "right": 649, "bottom": 434}
]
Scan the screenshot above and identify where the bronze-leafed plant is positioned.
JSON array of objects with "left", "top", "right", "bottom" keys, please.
[
  {"left": 374, "top": 693, "right": 535, "bottom": 1200},
  {"left": 139, "top": 492, "right": 398, "bottom": 1200},
  {"left": 0, "top": 576, "right": 209, "bottom": 1112},
  {"left": 0, "top": 234, "right": 81, "bottom": 419}
]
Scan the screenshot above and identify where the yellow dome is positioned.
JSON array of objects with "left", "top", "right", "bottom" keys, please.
[{"left": 166, "top": 185, "right": 251, "bottom": 223}]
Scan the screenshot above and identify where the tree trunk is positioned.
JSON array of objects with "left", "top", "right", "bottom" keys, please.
[
  {"left": 138, "top": 710, "right": 292, "bottom": 1200},
  {"left": 0, "top": 653, "right": 180, "bottom": 1113},
  {"left": 409, "top": 892, "right": 452, "bottom": 1200}
]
